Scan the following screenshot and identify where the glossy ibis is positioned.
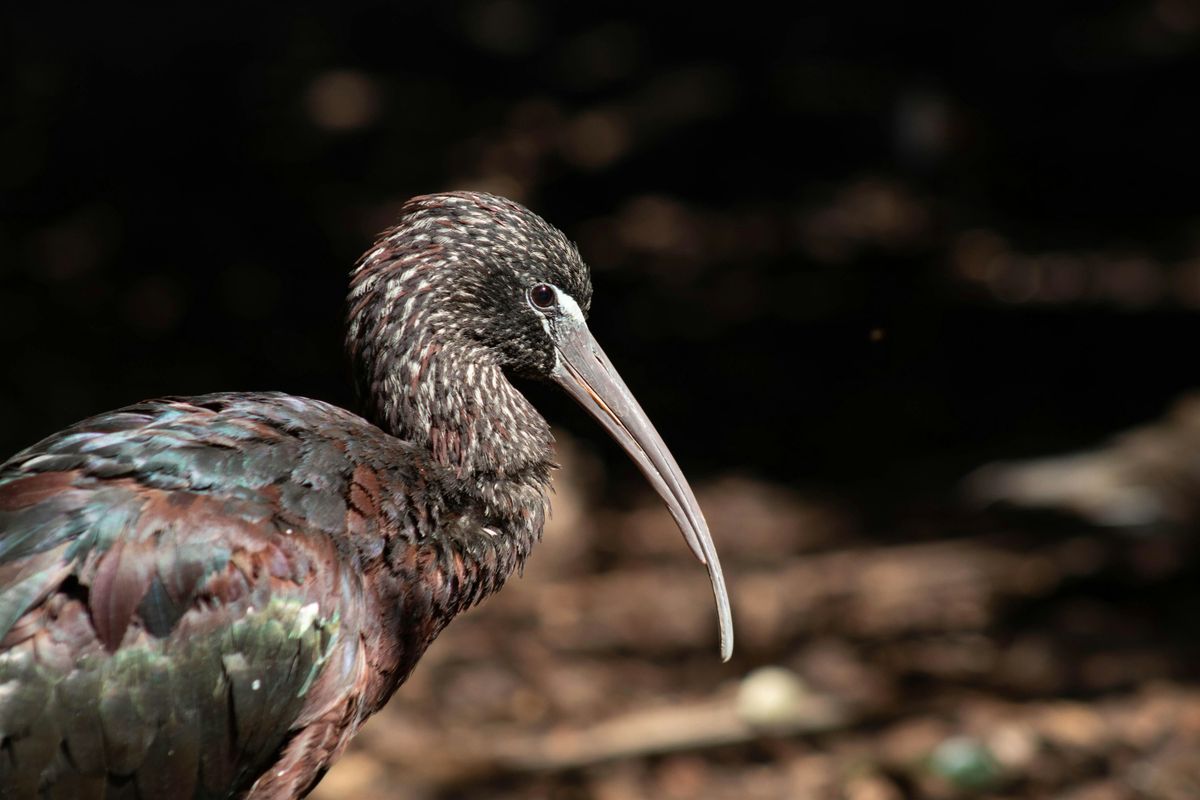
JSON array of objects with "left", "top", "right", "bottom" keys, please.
[{"left": 0, "top": 192, "right": 733, "bottom": 799}]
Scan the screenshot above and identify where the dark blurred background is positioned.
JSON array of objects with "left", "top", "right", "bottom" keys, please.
[{"left": 3, "top": 3, "right": 1200, "bottom": 798}]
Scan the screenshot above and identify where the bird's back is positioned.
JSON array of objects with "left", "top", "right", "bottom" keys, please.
[{"left": 0, "top": 392, "right": 450, "bottom": 799}]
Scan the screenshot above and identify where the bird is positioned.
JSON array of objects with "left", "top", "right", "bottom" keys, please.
[{"left": 0, "top": 191, "right": 733, "bottom": 799}]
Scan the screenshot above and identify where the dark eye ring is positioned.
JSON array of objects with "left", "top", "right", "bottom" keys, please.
[{"left": 529, "top": 283, "right": 556, "bottom": 310}]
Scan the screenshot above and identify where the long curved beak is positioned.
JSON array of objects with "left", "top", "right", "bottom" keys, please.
[{"left": 549, "top": 315, "right": 734, "bottom": 662}]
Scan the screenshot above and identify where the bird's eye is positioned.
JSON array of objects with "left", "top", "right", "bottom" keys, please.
[{"left": 529, "top": 283, "right": 557, "bottom": 310}]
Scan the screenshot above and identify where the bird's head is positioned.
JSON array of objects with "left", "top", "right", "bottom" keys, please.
[
  {"left": 348, "top": 192, "right": 594, "bottom": 381},
  {"left": 347, "top": 191, "right": 733, "bottom": 661}
]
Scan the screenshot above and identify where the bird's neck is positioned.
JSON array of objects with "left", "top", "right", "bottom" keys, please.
[
  {"left": 349, "top": 333, "right": 555, "bottom": 712},
  {"left": 359, "top": 334, "right": 555, "bottom": 481}
]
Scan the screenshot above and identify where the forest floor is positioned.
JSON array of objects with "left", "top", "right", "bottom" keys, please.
[{"left": 314, "top": 434, "right": 1200, "bottom": 800}]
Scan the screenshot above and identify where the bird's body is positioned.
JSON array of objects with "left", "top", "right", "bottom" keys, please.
[
  {"left": 0, "top": 192, "right": 731, "bottom": 799},
  {"left": 0, "top": 393, "right": 539, "bottom": 798}
]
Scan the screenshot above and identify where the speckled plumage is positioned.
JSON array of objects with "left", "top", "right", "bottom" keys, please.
[
  {"left": 0, "top": 192, "right": 730, "bottom": 800},
  {"left": 347, "top": 193, "right": 590, "bottom": 477}
]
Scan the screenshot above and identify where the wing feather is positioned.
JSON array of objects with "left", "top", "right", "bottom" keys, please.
[{"left": 0, "top": 394, "right": 391, "bottom": 798}]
